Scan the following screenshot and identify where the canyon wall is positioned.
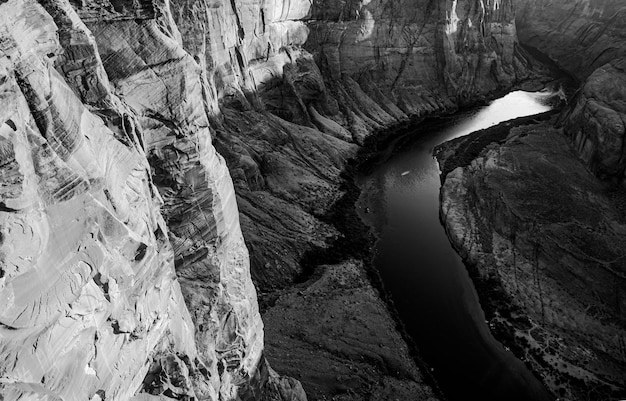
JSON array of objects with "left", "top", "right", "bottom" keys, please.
[
  {"left": 0, "top": 0, "right": 541, "bottom": 400},
  {"left": 438, "top": 119, "right": 626, "bottom": 400},
  {"left": 0, "top": 0, "right": 297, "bottom": 399},
  {"left": 517, "top": 0, "right": 626, "bottom": 183},
  {"left": 203, "top": 0, "right": 540, "bottom": 288},
  {"left": 431, "top": 2, "right": 626, "bottom": 400},
  {"left": 0, "top": 1, "right": 203, "bottom": 399},
  {"left": 517, "top": 0, "right": 626, "bottom": 80}
]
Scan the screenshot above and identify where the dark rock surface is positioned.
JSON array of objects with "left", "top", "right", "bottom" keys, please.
[
  {"left": 517, "top": 0, "right": 626, "bottom": 81},
  {"left": 262, "top": 261, "right": 439, "bottom": 401},
  {"left": 437, "top": 119, "right": 626, "bottom": 401},
  {"left": 562, "top": 57, "right": 626, "bottom": 184}
]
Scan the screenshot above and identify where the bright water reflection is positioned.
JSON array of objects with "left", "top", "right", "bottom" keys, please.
[{"left": 443, "top": 90, "right": 556, "bottom": 143}]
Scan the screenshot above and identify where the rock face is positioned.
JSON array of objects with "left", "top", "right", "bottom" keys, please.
[
  {"left": 437, "top": 119, "right": 626, "bottom": 400},
  {"left": 0, "top": 1, "right": 199, "bottom": 399},
  {"left": 516, "top": 0, "right": 626, "bottom": 184},
  {"left": 0, "top": 0, "right": 275, "bottom": 399},
  {"left": 263, "top": 261, "right": 440, "bottom": 401},
  {"left": 307, "top": 0, "right": 531, "bottom": 109},
  {"left": 563, "top": 57, "right": 626, "bottom": 184},
  {"left": 516, "top": 0, "right": 626, "bottom": 80}
]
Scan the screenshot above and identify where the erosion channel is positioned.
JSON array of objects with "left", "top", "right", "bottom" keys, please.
[{"left": 357, "top": 90, "right": 563, "bottom": 401}]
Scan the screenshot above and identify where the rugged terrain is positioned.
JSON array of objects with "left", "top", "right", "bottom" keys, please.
[
  {"left": 437, "top": 117, "right": 626, "bottom": 400},
  {"left": 433, "top": 3, "right": 626, "bottom": 400},
  {"left": 3, "top": 0, "right": 624, "bottom": 400},
  {"left": 0, "top": 0, "right": 540, "bottom": 400}
]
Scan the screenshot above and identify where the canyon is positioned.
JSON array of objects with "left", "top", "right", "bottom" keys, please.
[{"left": 0, "top": 1, "right": 624, "bottom": 401}]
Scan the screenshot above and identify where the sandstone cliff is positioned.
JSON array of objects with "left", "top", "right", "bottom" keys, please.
[
  {"left": 0, "top": 1, "right": 202, "bottom": 398},
  {"left": 0, "top": 0, "right": 288, "bottom": 399},
  {"left": 431, "top": 2, "right": 626, "bottom": 400},
  {"left": 202, "top": 0, "right": 541, "bottom": 288}
]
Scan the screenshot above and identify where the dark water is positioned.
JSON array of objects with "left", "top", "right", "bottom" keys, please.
[{"left": 357, "top": 91, "right": 558, "bottom": 401}]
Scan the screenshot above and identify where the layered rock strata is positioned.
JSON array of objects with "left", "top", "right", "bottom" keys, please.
[
  {"left": 0, "top": 0, "right": 286, "bottom": 399},
  {"left": 0, "top": 1, "right": 201, "bottom": 399},
  {"left": 437, "top": 118, "right": 626, "bottom": 400}
]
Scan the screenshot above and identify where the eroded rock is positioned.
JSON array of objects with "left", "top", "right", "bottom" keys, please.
[
  {"left": 437, "top": 120, "right": 626, "bottom": 400},
  {"left": 563, "top": 57, "right": 626, "bottom": 183}
]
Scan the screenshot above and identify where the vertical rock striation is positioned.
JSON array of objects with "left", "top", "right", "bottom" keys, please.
[
  {"left": 0, "top": 0, "right": 289, "bottom": 399},
  {"left": 0, "top": 1, "right": 199, "bottom": 399}
]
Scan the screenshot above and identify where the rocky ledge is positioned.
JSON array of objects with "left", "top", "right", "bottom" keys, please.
[
  {"left": 436, "top": 116, "right": 626, "bottom": 400},
  {"left": 263, "top": 260, "right": 439, "bottom": 401}
]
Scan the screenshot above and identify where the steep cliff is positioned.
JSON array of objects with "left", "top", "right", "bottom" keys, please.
[
  {"left": 0, "top": 0, "right": 290, "bottom": 399},
  {"left": 0, "top": 1, "right": 201, "bottom": 399},
  {"left": 431, "top": 3, "right": 626, "bottom": 400}
]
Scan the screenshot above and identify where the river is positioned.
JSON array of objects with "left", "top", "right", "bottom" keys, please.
[{"left": 357, "top": 90, "right": 560, "bottom": 401}]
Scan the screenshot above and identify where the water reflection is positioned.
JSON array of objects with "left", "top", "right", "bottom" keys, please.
[{"left": 358, "top": 90, "right": 559, "bottom": 401}]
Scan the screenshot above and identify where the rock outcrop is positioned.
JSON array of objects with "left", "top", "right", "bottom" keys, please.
[
  {"left": 431, "top": 3, "right": 626, "bottom": 400},
  {"left": 437, "top": 118, "right": 626, "bottom": 400},
  {"left": 516, "top": 0, "right": 626, "bottom": 184},
  {"left": 562, "top": 57, "right": 626, "bottom": 184},
  {"left": 0, "top": 0, "right": 278, "bottom": 399},
  {"left": 0, "top": 1, "right": 201, "bottom": 399},
  {"left": 263, "top": 261, "right": 440, "bottom": 401},
  {"left": 517, "top": 0, "right": 626, "bottom": 81}
]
